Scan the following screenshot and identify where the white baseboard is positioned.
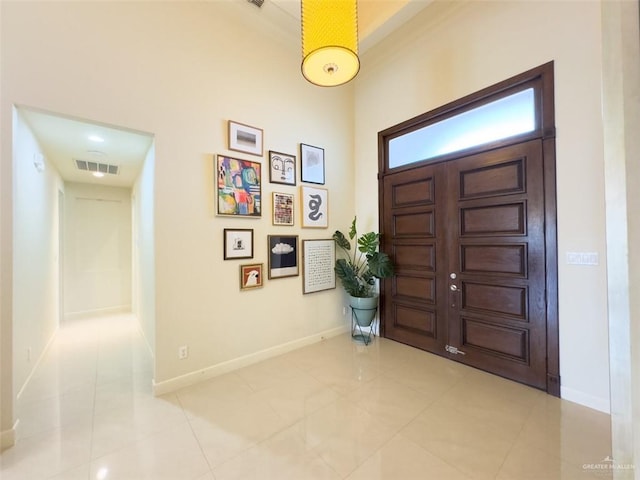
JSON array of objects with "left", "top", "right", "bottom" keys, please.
[
  {"left": 561, "top": 386, "right": 611, "bottom": 414},
  {"left": 0, "top": 419, "right": 18, "bottom": 451},
  {"left": 64, "top": 305, "right": 130, "bottom": 321},
  {"left": 153, "top": 325, "right": 349, "bottom": 396}
]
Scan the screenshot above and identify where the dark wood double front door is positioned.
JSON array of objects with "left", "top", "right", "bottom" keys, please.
[{"left": 381, "top": 140, "right": 551, "bottom": 391}]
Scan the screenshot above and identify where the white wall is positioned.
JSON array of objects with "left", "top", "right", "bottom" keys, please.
[
  {"left": 12, "top": 109, "right": 63, "bottom": 396},
  {"left": 132, "top": 143, "right": 156, "bottom": 357},
  {"left": 0, "top": 0, "right": 12, "bottom": 445},
  {"left": 63, "top": 182, "right": 132, "bottom": 317},
  {"left": 601, "top": 0, "right": 640, "bottom": 471},
  {"left": 0, "top": 105, "right": 15, "bottom": 450},
  {"left": 0, "top": 1, "right": 355, "bottom": 392},
  {"left": 354, "top": 1, "right": 610, "bottom": 411}
]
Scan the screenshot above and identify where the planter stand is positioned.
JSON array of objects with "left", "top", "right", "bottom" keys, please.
[{"left": 351, "top": 306, "right": 377, "bottom": 345}]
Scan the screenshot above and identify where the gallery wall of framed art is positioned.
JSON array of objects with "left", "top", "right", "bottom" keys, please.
[{"left": 217, "top": 119, "right": 343, "bottom": 292}]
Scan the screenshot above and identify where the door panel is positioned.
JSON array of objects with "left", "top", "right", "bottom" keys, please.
[
  {"left": 383, "top": 164, "right": 448, "bottom": 352},
  {"left": 382, "top": 140, "right": 548, "bottom": 390}
]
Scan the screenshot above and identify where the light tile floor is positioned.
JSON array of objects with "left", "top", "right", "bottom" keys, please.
[{"left": 0, "top": 314, "right": 613, "bottom": 479}]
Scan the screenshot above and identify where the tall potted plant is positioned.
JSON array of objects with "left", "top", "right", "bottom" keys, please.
[{"left": 333, "top": 217, "right": 395, "bottom": 327}]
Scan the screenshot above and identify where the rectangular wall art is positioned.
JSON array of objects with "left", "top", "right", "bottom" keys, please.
[
  {"left": 301, "top": 186, "right": 328, "bottom": 228},
  {"left": 300, "top": 143, "right": 325, "bottom": 184},
  {"left": 216, "top": 155, "right": 261, "bottom": 217},
  {"left": 223, "top": 229, "right": 254, "bottom": 259},
  {"left": 269, "top": 151, "right": 296, "bottom": 186},
  {"left": 272, "top": 192, "right": 294, "bottom": 226},
  {"left": 302, "top": 239, "right": 336, "bottom": 294},
  {"left": 268, "top": 235, "right": 299, "bottom": 279},
  {"left": 228, "top": 121, "right": 263, "bottom": 156},
  {"left": 240, "top": 263, "right": 263, "bottom": 290}
]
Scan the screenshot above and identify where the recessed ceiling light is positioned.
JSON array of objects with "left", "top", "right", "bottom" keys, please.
[
  {"left": 92, "top": 172, "right": 105, "bottom": 178},
  {"left": 88, "top": 135, "right": 104, "bottom": 143}
]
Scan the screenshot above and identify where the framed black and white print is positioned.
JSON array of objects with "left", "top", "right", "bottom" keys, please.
[
  {"left": 268, "top": 235, "right": 299, "bottom": 279},
  {"left": 301, "top": 186, "right": 328, "bottom": 228},
  {"left": 228, "top": 120, "right": 263, "bottom": 156},
  {"left": 300, "top": 143, "right": 325, "bottom": 184},
  {"left": 223, "top": 229, "right": 254, "bottom": 259},
  {"left": 269, "top": 151, "right": 296, "bottom": 186}
]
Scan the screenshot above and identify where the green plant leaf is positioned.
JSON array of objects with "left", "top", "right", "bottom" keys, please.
[
  {"left": 335, "top": 258, "right": 363, "bottom": 297},
  {"left": 349, "top": 217, "right": 357, "bottom": 240},
  {"left": 332, "top": 230, "right": 351, "bottom": 251},
  {"left": 367, "top": 252, "right": 395, "bottom": 279},
  {"left": 358, "top": 232, "right": 380, "bottom": 255}
]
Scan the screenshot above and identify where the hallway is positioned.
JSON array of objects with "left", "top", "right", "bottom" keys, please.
[{"left": 0, "top": 314, "right": 612, "bottom": 479}]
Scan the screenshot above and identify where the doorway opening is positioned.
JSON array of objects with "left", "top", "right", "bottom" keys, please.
[{"left": 11, "top": 106, "right": 156, "bottom": 423}]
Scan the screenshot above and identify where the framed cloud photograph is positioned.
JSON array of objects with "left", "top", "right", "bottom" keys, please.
[
  {"left": 301, "top": 185, "right": 328, "bottom": 228},
  {"left": 240, "top": 263, "right": 263, "bottom": 290},
  {"left": 268, "top": 235, "right": 299, "bottom": 279},
  {"left": 269, "top": 150, "right": 296, "bottom": 186},
  {"left": 228, "top": 120, "right": 263, "bottom": 156},
  {"left": 223, "top": 229, "right": 254, "bottom": 260},
  {"left": 300, "top": 143, "right": 325, "bottom": 184},
  {"left": 216, "top": 155, "right": 261, "bottom": 217},
  {"left": 272, "top": 192, "right": 294, "bottom": 226}
]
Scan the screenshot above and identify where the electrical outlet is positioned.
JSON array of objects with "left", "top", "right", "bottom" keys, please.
[
  {"left": 178, "top": 345, "right": 188, "bottom": 360},
  {"left": 342, "top": 306, "right": 347, "bottom": 316}
]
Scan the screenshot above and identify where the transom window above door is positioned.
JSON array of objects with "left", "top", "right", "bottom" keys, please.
[{"left": 388, "top": 88, "right": 536, "bottom": 168}]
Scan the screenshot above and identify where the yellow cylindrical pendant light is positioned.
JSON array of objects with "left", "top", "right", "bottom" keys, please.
[{"left": 301, "top": 0, "right": 360, "bottom": 87}]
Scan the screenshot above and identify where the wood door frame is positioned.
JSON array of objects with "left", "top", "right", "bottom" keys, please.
[{"left": 377, "top": 62, "right": 559, "bottom": 396}]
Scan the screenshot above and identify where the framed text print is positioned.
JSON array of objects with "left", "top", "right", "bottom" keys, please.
[{"left": 302, "top": 239, "right": 336, "bottom": 294}]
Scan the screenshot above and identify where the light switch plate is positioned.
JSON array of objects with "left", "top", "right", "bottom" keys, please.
[{"left": 566, "top": 252, "right": 599, "bottom": 265}]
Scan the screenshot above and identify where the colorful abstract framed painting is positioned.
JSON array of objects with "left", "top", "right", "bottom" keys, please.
[
  {"left": 240, "top": 263, "right": 263, "bottom": 290},
  {"left": 272, "top": 192, "right": 294, "bottom": 226},
  {"left": 228, "top": 121, "right": 263, "bottom": 156},
  {"left": 216, "top": 155, "right": 262, "bottom": 217},
  {"left": 300, "top": 185, "right": 328, "bottom": 228},
  {"left": 269, "top": 151, "right": 296, "bottom": 186},
  {"left": 300, "top": 143, "right": 325, "bottom": 185},
  {"left": 267, "top": 235, "right": 299, "bottom": 279},
  {"left": 223, "top": 228, "right": 254, "bottom": 260}
]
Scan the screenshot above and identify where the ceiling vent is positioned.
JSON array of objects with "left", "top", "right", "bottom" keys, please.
[
  {"left": 74, "top": 159, "right": 119, "bottom": 175},
  {"left": 247, "top": 0, "right": 264, "bottom": 7}
]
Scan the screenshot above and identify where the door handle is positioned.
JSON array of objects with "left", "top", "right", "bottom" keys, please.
[{"left": 450, "top": 284, "right": 459, "bottom": 292}]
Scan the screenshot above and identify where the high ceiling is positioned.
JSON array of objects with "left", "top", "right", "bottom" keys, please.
[
  {"left": 269, "top": 0, "right": 432, "bottom": 52},
  {"left": 18, "top": 0, "right": 431, "bottom": 189}
]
